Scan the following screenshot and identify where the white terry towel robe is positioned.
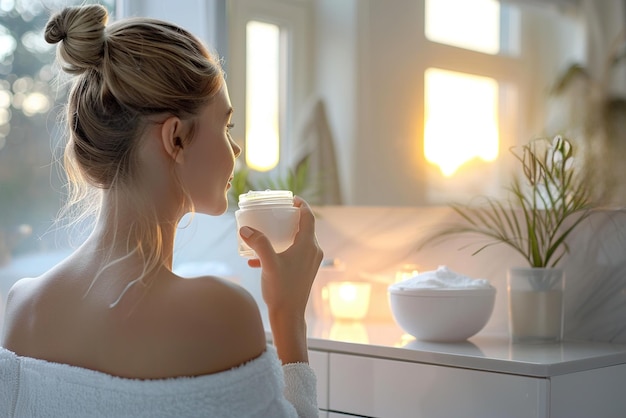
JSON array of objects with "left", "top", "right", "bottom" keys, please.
[{"left": 0, "top": 345, "right": 318, "bottom": 418}]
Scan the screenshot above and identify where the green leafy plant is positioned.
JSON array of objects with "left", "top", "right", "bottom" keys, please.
[
  {"left": 252, "top": 158, "right": 312, "bottom": 195},
  {"left": 423, "top": 136, "right": 595, "bottom": 268}
]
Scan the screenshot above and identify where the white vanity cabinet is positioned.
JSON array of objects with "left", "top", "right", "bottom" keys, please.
[
  {"left": 305, "top": 334, "right": 626, "bottom": 418},
  {"left": 325, "top": 354, "right": 626, "bottom": 417},
  {"left": 327, "top": 353, "right": 548, "bottom": 417},
  {"left": 308, "top": 350, "right": 329, "bottom": 411}
]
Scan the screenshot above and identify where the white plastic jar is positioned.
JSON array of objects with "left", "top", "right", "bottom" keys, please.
[{"left": 235, "top": 190, "right": 300, "bottom": 258}]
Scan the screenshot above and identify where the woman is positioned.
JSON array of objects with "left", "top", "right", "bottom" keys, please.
[{"left": 0, "top": 4, "right": 322, "bottom": 417}]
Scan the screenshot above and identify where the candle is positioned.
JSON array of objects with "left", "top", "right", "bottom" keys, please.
[{"left": 327, "top": 281, "right": 372, "bottom": 320}]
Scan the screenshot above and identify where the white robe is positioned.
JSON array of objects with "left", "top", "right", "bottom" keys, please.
[{"left": 0, "top": 345, "right": 318, "bottom": 418}]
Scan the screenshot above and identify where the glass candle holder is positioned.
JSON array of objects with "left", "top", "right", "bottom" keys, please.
[{"left": 327, "top": 281, "right": 372, "bottom": 320}]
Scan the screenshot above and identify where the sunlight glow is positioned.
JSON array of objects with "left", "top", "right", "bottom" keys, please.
[
  {"left": 0, "top": 108, "right": 9, "bottom": 124},
  {"left": 426, "top": 0, "right": 500, "bottom": 55},
  {"left": 424, "top": 68, "right": 499, "bottom": 177},
  {"left": 245, "top": 21, "right": 280, "bottom": 172},
  {"left": 0, "top": 25, "right": 16, "bottom": 61},
  {"left": 22, "top": 92, "right": 50, "bottom": 116},
  {"left": 0, "top": 90, "right": 11, "bottom": 108}
]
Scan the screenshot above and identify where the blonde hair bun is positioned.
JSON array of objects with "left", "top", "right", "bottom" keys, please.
[{"left": 44, "top": 4, "right": 108, "bottom": 74}]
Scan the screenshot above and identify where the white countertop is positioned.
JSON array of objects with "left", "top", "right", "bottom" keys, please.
[{"left": 282, "top": 316, "right": 626, "bottom": 378}]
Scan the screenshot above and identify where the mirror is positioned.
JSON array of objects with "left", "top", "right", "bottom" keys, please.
[{"left": 279, "top": 0, "right": 625, "bottom": 206}]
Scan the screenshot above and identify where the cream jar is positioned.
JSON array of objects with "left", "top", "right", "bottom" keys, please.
[{"left": 235, "top": 190, "right": 300, "bottom": 258}]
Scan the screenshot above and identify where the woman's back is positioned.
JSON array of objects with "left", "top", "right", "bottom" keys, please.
[{"left": 1, "top": 245, "right": 267, "bottom": 379}]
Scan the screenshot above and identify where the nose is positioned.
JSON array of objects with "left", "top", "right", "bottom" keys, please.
[{"left": 231, "top": 137, "right": 242, "bottom": 158}]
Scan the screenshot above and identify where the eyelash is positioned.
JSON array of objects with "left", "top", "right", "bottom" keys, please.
[{"left": 226, "top": 123, "right": 235, "bottom": 131}]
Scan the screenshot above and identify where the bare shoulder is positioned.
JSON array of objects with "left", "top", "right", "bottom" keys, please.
[
  {"left": 142, "top": 273, "right": 268, "bottom": 376},
  {"left": 2, "top": 271, "right": 268, "bottom": 379},
  {"left": 1, "top": 277, "right": 40, "bottom": 348},
  {"left": 6, "top": 276, "right": 38, "bottom": 301}
]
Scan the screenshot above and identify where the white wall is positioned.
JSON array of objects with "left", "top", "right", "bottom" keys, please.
[
  {"left": 119, "top": 0, "right": 225, "bottom": 52},
  {"left": 519, "top": 4, "right": 586, "bottom": 138},
  {"left": 583, "top": 0, "right": 626, "bottom": 95},
  {"left": 313, "top": 0, "right": 359, "bottom": 204},
  {"left": 314, "top": 0, "right": 427, "bottom": 206}
]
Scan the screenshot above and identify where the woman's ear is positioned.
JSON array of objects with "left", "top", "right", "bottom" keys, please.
[{"left": 160, "top": 116, "right": 185, "bottom": 163}]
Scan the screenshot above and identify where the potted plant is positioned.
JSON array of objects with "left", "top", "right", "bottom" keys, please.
[{"left": 422, "top": 135, "right": 595, "bottom": 343}]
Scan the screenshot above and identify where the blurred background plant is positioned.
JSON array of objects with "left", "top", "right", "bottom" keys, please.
[{"left": 548, "top": 29, "right": 626, "bottom": 205}]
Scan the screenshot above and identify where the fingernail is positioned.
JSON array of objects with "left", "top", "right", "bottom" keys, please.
[{"left": 240, "top": 226, "right": 254, "bottom": 238}]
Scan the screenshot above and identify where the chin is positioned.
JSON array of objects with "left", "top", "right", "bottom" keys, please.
[{"left": 197, "top": 199, "right": 229, "bottom": 216}]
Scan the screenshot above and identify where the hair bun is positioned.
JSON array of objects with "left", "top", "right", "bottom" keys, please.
[
  {"left": 44, "top": 4, "right": 109, "bottom": 74},
  {"left": 44, "top": 14, "right": 67, "bottom": 44}
]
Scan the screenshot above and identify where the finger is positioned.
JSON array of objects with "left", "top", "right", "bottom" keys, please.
[
  {"left": 292, "top": 196, "right": 316, "bottom": 238},
  {"left": 239, "top": 226, "right": 277, "bottom": 263},
  {"left": 247, "top": 258, "right": 261, "bottom": 268}
]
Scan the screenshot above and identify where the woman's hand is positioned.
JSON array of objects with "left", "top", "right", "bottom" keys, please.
[
  {"left": 239, "top": 196, "right": 323, "bottom": 318},
  {"left": 238, "top": 196, "right": 323, "bottom": 364}
]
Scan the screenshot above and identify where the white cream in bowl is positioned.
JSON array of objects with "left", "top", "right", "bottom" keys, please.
[
  {"left": 389, "top": 265, "right": 493, "bottom": 292},
  {"left": 388, "top": 266, "right": 496, "bottom": 342}
]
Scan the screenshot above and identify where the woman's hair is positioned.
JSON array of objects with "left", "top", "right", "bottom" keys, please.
[{"left": 44, "top": 5, "right": 225, "bottom": 304}]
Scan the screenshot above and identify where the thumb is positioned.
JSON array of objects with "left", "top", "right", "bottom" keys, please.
[{"left": 239, "top": 226, "right": 276, "bottom": 261}]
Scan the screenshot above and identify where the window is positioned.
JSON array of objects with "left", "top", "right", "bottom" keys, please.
[
  {"left": 424, "top": 68, "right": 499, "bottom": 177},
  {"left": 245, "top": 20, "right": 281, "bottom": 171},
  {"left": 425, "top": 0, "right": 501, "bottom": 55},
  {"left": 422, "top": 0, "right": 521, "bottom": 201},
  {"left": 0, "top": 0, "right": 116, "bottom": 267},
  {"left": 227, "top": 0, "right": 311, "bottom": 182}
]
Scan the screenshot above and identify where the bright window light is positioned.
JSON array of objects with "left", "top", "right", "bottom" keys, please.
[
  {"left": 424, "top": 68, "right": 499, "bottom": 177},
  {"left": 425, "top": 0, "right": 500, "bottom": 55},
  {"left": 245, "top": 20, "right": 280, "bottom": 172}
]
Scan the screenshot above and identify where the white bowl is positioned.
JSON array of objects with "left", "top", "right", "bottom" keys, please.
[{"left": 388, "top": 287, "right": 496, "bottom": 342}]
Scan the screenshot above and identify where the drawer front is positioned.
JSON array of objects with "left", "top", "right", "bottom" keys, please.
[
  {"left": 550, "top": 364, "right": 626, "bottom": 418},
  {"left": 309, "top": 349, "right": 329, "bottom": 410},
  {"left": 329, "top": 353, "right": 548, "bottom": 418}
]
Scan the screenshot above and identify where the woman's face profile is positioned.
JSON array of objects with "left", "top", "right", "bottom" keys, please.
[{"left": 177, "top": 83, "right": 241, "bottom": 216}]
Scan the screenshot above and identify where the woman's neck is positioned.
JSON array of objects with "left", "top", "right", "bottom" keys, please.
[{"left": 88, "top": 190, "right": 181, "bottom": 270}]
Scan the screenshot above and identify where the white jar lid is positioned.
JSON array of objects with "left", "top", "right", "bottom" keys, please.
[{"left": 238, "top": 190, "right": 294, "bottom": 208}]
